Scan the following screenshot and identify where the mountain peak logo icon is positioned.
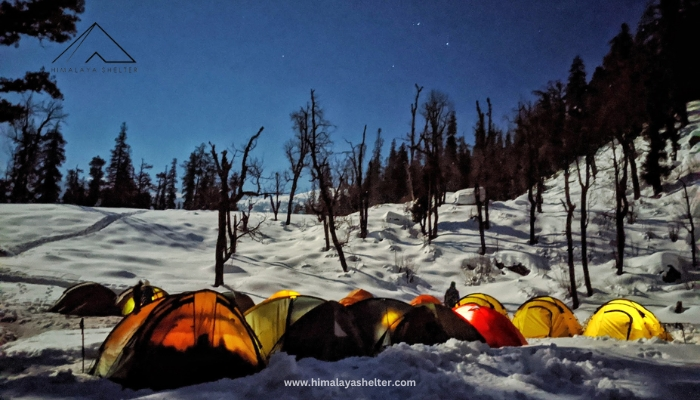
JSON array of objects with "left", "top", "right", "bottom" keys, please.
[{"left": 52, "top": 22, "right": 136, "bottom": 64}]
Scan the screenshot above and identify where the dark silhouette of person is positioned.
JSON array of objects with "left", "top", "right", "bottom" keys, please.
[
  {"left": 133, "top": 280, "right": 143, "bottom": 314},
  {"left": 444, "top": 281, "right": 460, "bottom": 308},
  {"left": 142, "top": 279, "right": 155, "bottom": 306}
]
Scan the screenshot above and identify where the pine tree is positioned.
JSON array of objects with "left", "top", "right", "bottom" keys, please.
[
  {"left": 36, "top": 127, "right": 65, "bottom": 203},
  {"left": 62, "top": 166, "right": 85, "bottom": 205},
  {"left": 134, "top": 159, "right": 153, "bottom": 209},
  {"left": 443, "top": 111, "right": 460, "bottom": 192},
  {"left": 166, "top": 158, "right": 177, "bottom": 209},
  {"left": 104, "top": 122, "right": 136, "bottom": 207},
  {"left": 86, "top": 156, "right": 105, "bottom": 206}
]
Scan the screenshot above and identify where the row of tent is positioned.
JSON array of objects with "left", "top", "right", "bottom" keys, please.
[
  {"left": 48, "top": 283, "right": 673, "bottom": 390},
  {"left": 48, "top": 281, "right": 168, "bottom": 316}
]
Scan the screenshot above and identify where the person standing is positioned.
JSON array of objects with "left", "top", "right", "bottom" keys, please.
[
  {"left": 133, "top": 280, "right": 143, "bottom": 314},
  {"left": 444, "top": 281, "right": 460, "bottom": 308}
]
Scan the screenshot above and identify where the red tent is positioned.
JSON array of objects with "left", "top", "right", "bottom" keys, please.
[{"left": 453, "top": 303, "right": 527, "bottom": 348}]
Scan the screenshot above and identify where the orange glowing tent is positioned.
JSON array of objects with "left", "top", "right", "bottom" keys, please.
[
  {"left": 339, "top": 288, "right": 374, "bottom": 306},
  {"left": 91, "top": 290, "right": 264, "bottom": 390},
  {"left": 410, "top": 294, "right": 442, "bottom": 306}
]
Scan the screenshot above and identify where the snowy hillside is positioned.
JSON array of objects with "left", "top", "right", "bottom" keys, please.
[{"left": 1, "top": 102, "right": 700, "bottom": 399}]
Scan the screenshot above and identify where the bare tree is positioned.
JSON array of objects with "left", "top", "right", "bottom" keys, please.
[
  {"left": 209, "top": 127, "right": 264, "bottom": 287},
  {"left": 303, "top": 89, "right": 349, "bottom": 272},
  {"left": 7, "top": 98, "right": 66, "bottom": 202},
  {"left": 405, "top": 84, "right": 423, "bottom": 202},
  {"left": 285, "top": 107, "right": 311, "bottom": 225},
  {"left": 415, "top": 90, "right": 449, "bottom": 243},
  {"left": 266, "top": 171, "right": 286, "bottom": 221}
]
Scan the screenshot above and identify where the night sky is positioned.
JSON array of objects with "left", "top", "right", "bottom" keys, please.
[{"left": 0, "top": 0, "right": 649, "bottom": 190}]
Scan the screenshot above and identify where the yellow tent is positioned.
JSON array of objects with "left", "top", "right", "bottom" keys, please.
[
  {"left": 455, "top": 293, "right": 509, "bottom": 318},
  {"left": 583, "top": 299, "right": 672, "bottom": 341},
  {"left": 116, "top": 285, "right": 168, "bottom": 316},
  {"left": 244, "top": 295, "right": 325, "bottom": 360},
  {"left": 263, "top": 290, "right": 300, "bottom": 303},
  {"left": 512, "top": 296, "right": 582, "bottom": 338}
]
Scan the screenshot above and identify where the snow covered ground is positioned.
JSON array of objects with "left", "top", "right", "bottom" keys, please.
[{"left": 1, "top": 105, "right": 700, "bottom": 399}]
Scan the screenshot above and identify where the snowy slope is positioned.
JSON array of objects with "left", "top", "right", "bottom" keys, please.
[{"left": 1, "top": 102, "right": 700, "bottom": 399}]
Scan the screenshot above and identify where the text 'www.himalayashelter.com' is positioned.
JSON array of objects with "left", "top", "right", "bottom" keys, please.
[{"left": 284, "top": 377, "right": 417, "bottom": 389}]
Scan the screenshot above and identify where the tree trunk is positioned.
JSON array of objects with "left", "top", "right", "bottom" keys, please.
[
  {"left": 620, "top": 137, "right": 641, "bottom": 200},
  {"left": 613, "top": 143, "right": 629, "bottom": 276},
  {"left": 431, "top": 191, "right": 439, "bottom": 241},
  {"left": 562, "top": 167, "right": 579, "bottom": 309},
  {"left": 285, "top": 177, "right": 299, "bottom": 226},
  {"left": 577, "top": 157, "right": 593, "bottom": 296},
  {"left": 214, "top": 194, "right": 227, "bottom": 287},
  {"left": 484, "top": 190, "right": 490, "bottom": 230},
  {"left": 536, "top": 179, "right": 544, "bottom": 213},
  {"left": 323, "top": 214, "right": 330, "bottom": 251},
  {"left": 475, "top": 185, "right": 486, "bottom": 255},
  {"left": 528, "top": 185, "right": 537, "bottom": 245},
  {"left": 327, "top": 214, "right": 348, "bottom": 272},
  {"left": 682, "top": 180, "right": 697, "bottom": 269}
]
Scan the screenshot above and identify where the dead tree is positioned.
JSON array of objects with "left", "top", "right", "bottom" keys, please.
[
  {"left": 416, "top": 90, "right": 449, "bottom": 243},
  {"left": 265, "top": 171, "right": 286, "bottom": 221},
  {"left": 209, "top": 127, "right": 263, "bottom": 287},
  {"left": 285, "top": 107, "right": 311, "bottom": 225},
  {"left": 304, "top": 89, "right": 349, "bottom": 272},
  {"left": 405, "top": 84, "right": 423, "bottom": 202}
]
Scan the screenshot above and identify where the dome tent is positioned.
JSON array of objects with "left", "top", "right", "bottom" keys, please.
[
  {"left": 453, "top": 303, "right": 527, "bottom": 348},
  {"left": 583, "top": 299, "right": 672, "bottom": 341},
  {"left": 338, "top": 288, "right": 374, "bottom": 306},
  {"left": 409, "top": 294, "right": 442, "bottom": 306},
  {"left": 221, "top": 290, "right": 255, "bottom": 313},
  {"left": 91, "top": 290, "right": 263, "bottom": 390},
  {"left": 276, "top": 300, "right": 366, "bottom": 361},
  {"left": 115, "top": 284, "right": 168, "bottom": 316},
  {"left": 49, "top": 282, "right": 120, "bottom": 316},
  {"left": 244, "top": 294, "right": 325, "bottom": 360},
  {"left": 391, "top": 303, "right": 485, "bottom": 346},
  {"left": 455, "top": 293, "right": 509, "bottom": 318},
  {"left": 346, "top": 297, "right": 413, "bottom": 355},
  {"left": 511, "top": 296, "right": 583, "bottom": 338}
]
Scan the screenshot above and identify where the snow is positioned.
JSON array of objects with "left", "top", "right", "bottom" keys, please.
[{"left": 1, "top": 114, "right": 700, "bottom": 398}]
